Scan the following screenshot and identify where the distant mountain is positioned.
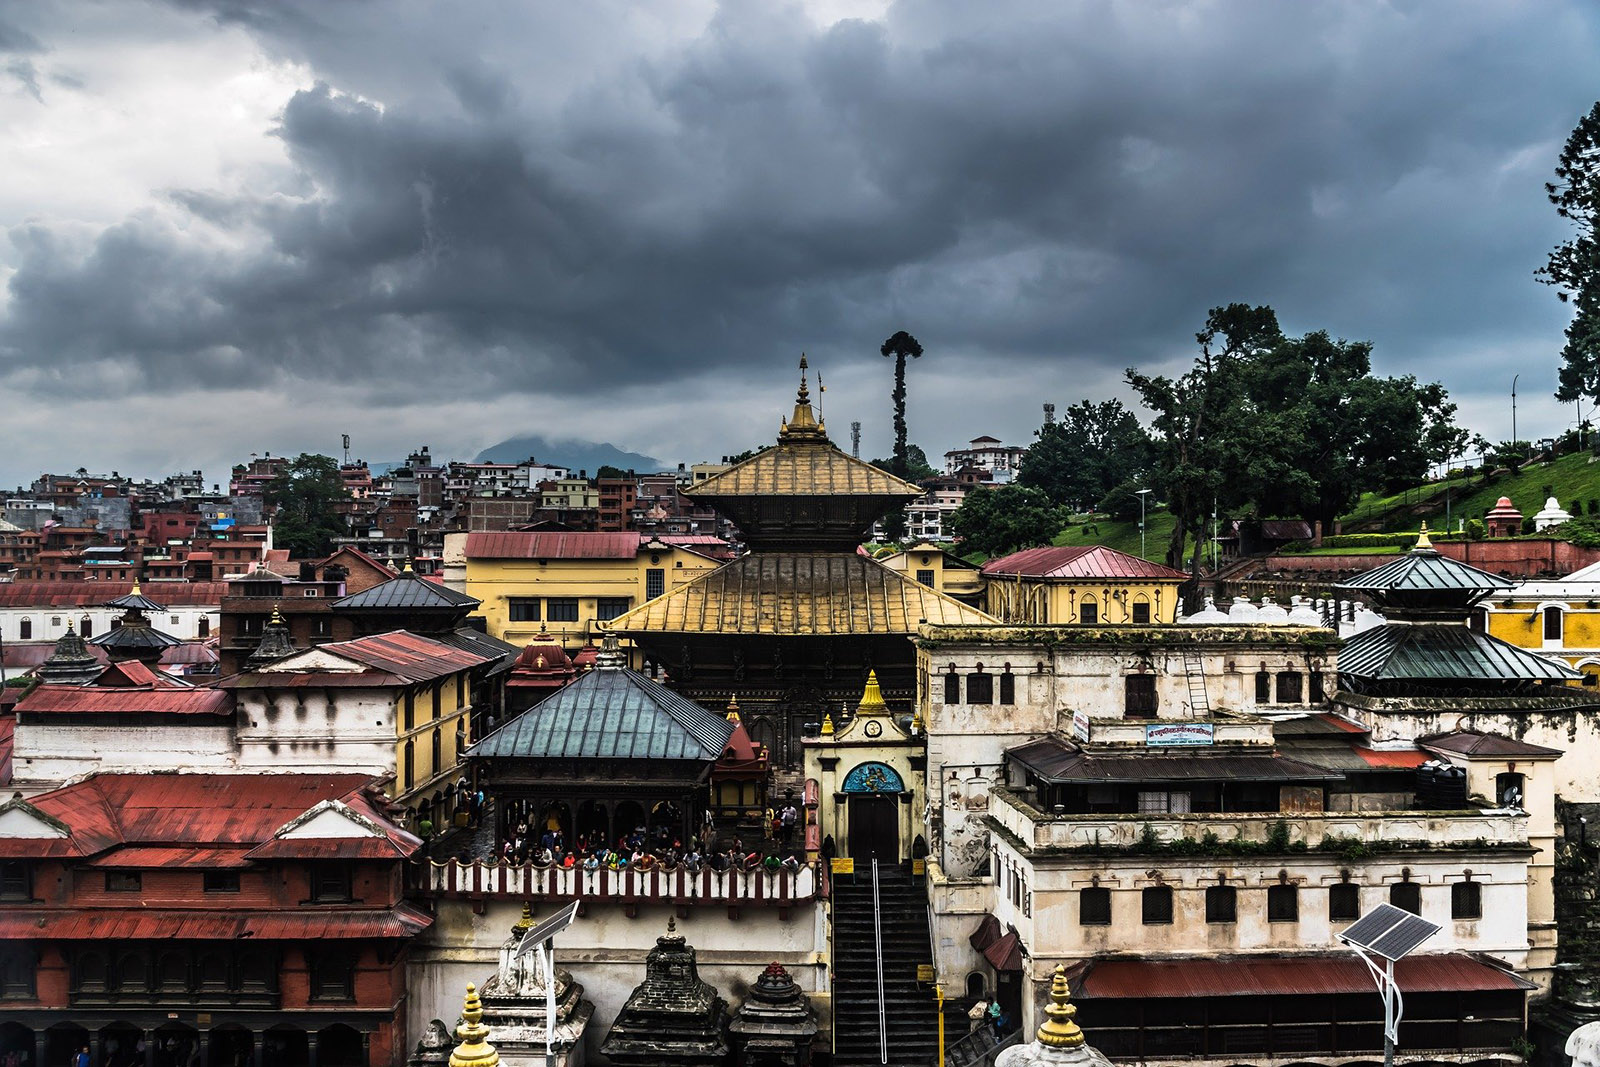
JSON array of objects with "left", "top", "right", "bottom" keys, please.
[{"left": 474, "top": 435, "right": 667, "bottom": 475}]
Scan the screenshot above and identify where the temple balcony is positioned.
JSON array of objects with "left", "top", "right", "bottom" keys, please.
[
  {"left": 990, "top": 784, "right": 1529, "bottom": 854},
  {"left": 409, "top": 858, "right": 818, "bottom": 914}
]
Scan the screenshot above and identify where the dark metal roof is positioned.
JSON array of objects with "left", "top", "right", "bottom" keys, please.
[
  {"left": 1078, "top": 954, "right": 1534, "bottom": 999},
  {"left": 88, "top": 623, "right": 182, "bottom": 651},
  {"left": 330, "top": 571, "right": 480, "bottom": 611},
  {"left": 1006, "top": 735, "right": 1342, "bottom": 784},
  {"left": 434, "top": 627, "right": 521, "bottom": 675},
  {"left": 1420, "top": 731, "right": 1564, "bottom": 758},
  {"left": 468, "top": 665, "right": 734, "bottom": 762},
  {"left": 1337, "top": 624, "right": 1580, "bottom": 682},
  {"left": 1336, "top": 546, "right": 1514, "bottom": 596},
  {"left": 104, "top": 588, "right": 169, "bottom": 612}
]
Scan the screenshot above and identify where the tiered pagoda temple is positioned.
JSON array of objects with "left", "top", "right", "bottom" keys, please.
[
  {"left": 599, "top": 918, "right": 729, "bottom": 1066},
  {"left": 611, "top": 359, "right": 995, "bottom": 766},
  {"left": 89, "top": 583, "right": 181, "bottom": 666}
]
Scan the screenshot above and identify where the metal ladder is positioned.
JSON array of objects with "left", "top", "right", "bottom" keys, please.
[
  {"left": 1182, "top": 649, "right": 1211, "bottom": 715},
  {"left": 872, "top": 857, "right": 888, "bottom": 1065}
]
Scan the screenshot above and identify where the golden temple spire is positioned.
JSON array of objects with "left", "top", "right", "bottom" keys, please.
[
  {"left": 448, "top": 984, "right": 499, "bottom": 1067},
  {"left": 1415, "top": 522, "right": 1433, "bottom": 550},
  {"left": 779, "top": 354, "right": 826, "bottom": 441},
  {"left": 821, "top": 711, "right": 834, "bottom": 736},
  {"left": 513, "top": 902, "right": 534, "bottom": 932},
  {"left": 269, "top": 604, "right": 285, "bottom": 626},
  {"left": 726, "top": 695, "right": 741, "bottom": 722},
  {"left": 131, "top": 579, "right": 141, "bottom": 597},
  {"left": 856, "top": 669, "right": 887, "bottom": 715},
  {"left": 1036, "top": 964, "right": 1085, "bottom": 1048}
]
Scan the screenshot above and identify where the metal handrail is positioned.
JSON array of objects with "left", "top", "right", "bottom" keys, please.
[{"left": 873, "top": 857, "right": 888, "bottom": 1065}]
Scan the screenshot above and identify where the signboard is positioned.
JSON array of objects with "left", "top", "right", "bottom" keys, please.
[
  {"left": 831, "top": 857, "right": 855, "bottom": 874},
  {"left": 911, "top": 859, "right": 926, "bottom": 876},
  {"left": 1145, "top": 722, "right": 1214, "bottom": 747},
  {"left": 1071, "top": 709, "right": 1091, "bottom": 743},
  {"left": 916, "top": 964, "right": 936, "bottom": 983}
]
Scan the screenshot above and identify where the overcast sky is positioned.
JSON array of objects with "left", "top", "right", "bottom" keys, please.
[{"left": 1, "top": 0, "right": 1597, "bottom": 488}]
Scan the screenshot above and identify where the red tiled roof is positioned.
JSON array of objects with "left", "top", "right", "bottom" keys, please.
[
  {"left": 1352, "top": 746, "right": 1428, "bottom": 769},
  {"left": 15, "top": 686, "right": 231, "bottom": 717},
  {"left": 465, "top": 531, "right": 647, "bottom": 560},
  {"left": 86, "top": 846, "right": 253, "bottom": 869},
  {"left": 244, "top": 836, "right": 414, "bottom": 860},
  {"left": 322, "top": 630, "right": 487, "bottom": 684},
  {"left": 0, "top": 581, "right": 229, "bottom": 607},
  {"left": 1079, "top": 954, "right": 1533, "bottom": 998},
  {"left": 981, "top": 545, "right": 1188, "bottom": 580},
  {"left": 0, "top": 903, "right": 432, "bottom": 940}
]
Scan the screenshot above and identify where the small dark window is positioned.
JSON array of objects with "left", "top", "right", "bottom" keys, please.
[
  {"left": 80, "top": 617, "right": 93, "bottom": 638},
  {"left": 432, "top": 685, "right": 442, "bottom": 721},
  {"left": 240, "top": 615, "right": 264, "bottom": 637},
  {"left": 197, "top": 617, "right": 210, "bottom": 638},
  {"left": 1205, "top": 885, "right": 1236, "bottom": 923},
  {"left": 310, "top": 865, "right": 353, "bottom": 903},
  {"left": 967, "top": 672, "right": 993, "bottom": 705},
  {"left": 0, "top": 944, "right": 37, "bottom": 999},
  {"left": 431, "top": 728, "right": 442, "bottom": 773},
  {"left": 203, "top": 870, "right": 240, "bottom": 893},
  {"left": 404, "top": 692, "right": 415, "bottom": 731},
  {"left": 1142, "top": 885, "right": 1173, "bottom": 925},
  {"left": 404, "top": 740, "right": 415, "bottom": 790},
  {"left": 1496, "top": 772, "right": 1526, "bottom": 808},
  {"left": 1329, "top": 883, "right": 1361, "bottom": 922},
  {"left": 1452, "top": 880, "right": 1482, "bottom": 919},
  {"left": 104, "top": 871, "right": 142, "bottom": 892},
  {"left": 0, "top": 862, "right": 30, "bottom": 901},
  {"left": 1079, "top": 601, "right": 1098, "bottom": 625},
  {"left": 1268, "top": 884, "right": 1299, "bottom": 922},
  {"left": 596, "top": 597, "right": 631, "bottom": 621},
  {"left": 1131, "top": 601, "right": 1151, "bottom": 625},
  {"left": 1255, "top": 670, "right": 1271, "bottom": 703},
  {"left": 310, "top": 954, "right": 354, "bottom": 1001},
  {"left": 547, "top": 598, "right": 579, "bottom": 623},
  {"left": 1545, "top": 606, "right": 1564, "bottom": 641},
  {"left": 916, "top": 569, "right": 936, "bottom": 587},
  {"left": 311, "top": 616, "right": 332, "bottom": 638},
  {"left": 943, "top": 673, "right": 961, "bottom": 704},
  {"left": 1390, "top": 880, "right": 1421, "bottom": 915},
  {"left": 1124, "top": 674, "right": 1157, "bottom": 718},
  {"left": 999, "top": 673, "right": 1015, "bottom": 705},
  {"left": 1308, "top": 671, "right": 1325, "bottom": 703},
  {"left": 1276, "top": 672, "right": 1302, "bottom": 703},
  {"left": 508, "top": 598, "right": 541, "bottom": 622},
  {"left": 1079, "top": 886, "right": 1111, "bottom": 926},
  {"left": 18, "top": 618, "right": 30, "bottom": 640},
  {"left": 646, "top": 569, "right": 665, "bottom": 600}
]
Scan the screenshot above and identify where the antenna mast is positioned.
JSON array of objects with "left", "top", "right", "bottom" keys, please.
[
  {"left": 1043, "top": 403, "right": 1056, "bottom": 425},
  {"left": 341, "top": 434, "right": 351, "bottom": 466},
  {"left": 851, "top": 421, "right": 861, "bottom": 458}
]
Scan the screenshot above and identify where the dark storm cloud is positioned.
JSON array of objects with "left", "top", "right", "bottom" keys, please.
[{"left": 2, "top": 0, "right": 1598, "bottom": 419}]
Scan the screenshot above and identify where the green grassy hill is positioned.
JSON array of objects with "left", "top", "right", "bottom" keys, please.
[{"left": 1342, "top": 450, "right": 1600, "bottom": 534}]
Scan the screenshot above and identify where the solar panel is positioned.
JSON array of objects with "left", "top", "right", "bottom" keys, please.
[
  {"left": 522, "top": 900, "right": 581, "bottom": 949},
  {"left": 1338, "top": 902, "right": 1441, "bottom": 962}
]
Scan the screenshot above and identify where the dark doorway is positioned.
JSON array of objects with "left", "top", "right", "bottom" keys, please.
[{"left": 848, "top": 795, "right": 899, "bottom": 862}]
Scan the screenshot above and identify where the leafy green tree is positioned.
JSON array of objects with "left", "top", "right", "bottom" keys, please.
[
  {"left": 880, "top": 330, "right": 924, "bottom": 477},
  {"left": 595, "top": 465, "right": 630, "bottom": 481},
  {"left": 265, "top": 453, "right": 351, "bottom": 559},
  {"left": 948, "top": 484, "right": 1065, "bottom": 558},
  {"left": 1019, "top": 399, "right": 1152, "bottom": 510},
  {"left": 870, "top": 445, "right": 938, "bottom": 481},
  {"left": 1541, "top": 102, "right": 1600, "bottom": 407},
  {"left": 1096, "top": 478, "right": 1148, "bottom": 522}
]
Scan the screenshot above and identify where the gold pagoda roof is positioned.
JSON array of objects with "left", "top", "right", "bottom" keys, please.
[{"left": 608, "top": 551, "right": 997, "bottom": 636}]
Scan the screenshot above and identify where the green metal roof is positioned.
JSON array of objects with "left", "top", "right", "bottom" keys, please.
[
  {"left": 1337, "top": 624, "right": 1579, "bottom": 682},
  {"left": 467, "top": 665, "right": 733, "bottom": 762},
  {"left": 1336, "top": 547, "right": 1513, "bottom": 596}
]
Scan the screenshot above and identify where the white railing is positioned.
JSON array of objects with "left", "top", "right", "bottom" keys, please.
[
  {"left": 415, "top": 858, "right": 817, "bottom": 905},
  {"left": 991, "top": 788, "right": 1527, "bottom": 851}
]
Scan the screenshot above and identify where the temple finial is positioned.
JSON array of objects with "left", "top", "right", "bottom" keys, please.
[
  {"left": 1036, "top": 964, "right": 1085, "bottom": 1048},
  {"left": 448, "top": 984, "right": 499, "bottom": 1067},
  {"left": 1415, "top": 522, "right": 1432, "bottom": 550}
]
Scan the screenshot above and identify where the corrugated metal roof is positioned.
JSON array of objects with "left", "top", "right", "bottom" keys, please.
[
  {"left": 321, "top": 630, "right": 488, "bottom": 684},
  {"left": 464, "top": 531, "right": 647, "bottom": 560},
  {"left": 2, "top": 640, "right": 216, "bottom": 671},
  {"left": 1337, "top": 547, "right": 1514, "bottom": 595},
  {"left": 15, "top": 686, "right": 231, "bottom": 717},
  {"left": 0, "top": 903, "right": 432, "bottom": 940},
  {"left": 981, "top": 545, "right": 1188, "bottom": 580},
  {"left": 331, "top": 570, "right": 480, "bottom": 611},
  {"left": 1078, "top": 954, "right": 1533, "bottom": 999},
  {"left": 1420, "top": 731, "right": 1564, "bottom": 758},
  {"left": 0, "top": 581, "right": 230, "bottom": 607},
  {"left": 1337, "top": 624, "right": 1581, "bottom": 682},
  {"left": 1352, "top": 746, "right": 1428, "bottom": 769},
  {"left": 85, "top": 845, "right": 253, "bottom": 868},
  {"left": 1007, "top": 736, "right": 1343, "bottom": 783},
  {"left": 688, "top": 441, "right": 921, "bottom": 499},
  {"left": 88, "top": 623, "right": 182, "bottom": 652},
  {"left": 608, "top": 551, "right": 996, "bottom": 635},
  {"left": 103, "top": 588, "right": 170, "bottom": 612},
  {"left": 469, "top": 666, "right": 733, "bottom": 762}
]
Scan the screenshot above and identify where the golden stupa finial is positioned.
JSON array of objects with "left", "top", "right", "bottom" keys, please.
[
  {"left": 1036, "top": 964, "right": 1085, "bottom": 1048},
  {"left": 726, "top": 694, "right": 741, "bottom": 722},
  {"left": 856, "top": 669, "right": 887, "bottom": 716},
  {"left": 514, "top": 902, "right": 534, "bottom": 932},
  {"left": 403, "top": 558, "right": 414, "bottom": 573},
  {"left": 448, "top": 984, "right": 499, "bottom": 1067},
  {"left": 269, "top": 604, "right": 285, "bottom": 626},
  {"left": 821, "top": 711, "right": 834, "bottom": 736},
  {"left": 779, "top": 354, "right": 824, "bottom": 441},
  {"left": 131, "top": 579, "right": 141, "bottom": 597},
  {"left": 910, "top": 708, "right": 923, "bottom": 734},
  {"left": 1415, "top": 522, "right": 1433, "bottom": 550}
]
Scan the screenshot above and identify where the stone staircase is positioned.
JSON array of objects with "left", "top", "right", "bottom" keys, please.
[{"left": 831, "top": 863, "right": 956, "bottom": 1066}]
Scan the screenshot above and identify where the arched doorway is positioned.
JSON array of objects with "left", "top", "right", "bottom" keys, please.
[
  {"left": 209, "top": 1026, "right": 252, "bottom": 1067},
  {"left": 613, "top": 801, "right": 646, "bottom": 849},
  {"left": 576, "top": 800, "right": 608, "bottom": 850},
  {"left": 1, "top": 1023, "right": 35, "bottom": 1067},
  {"left": 261, "top": 1028, "right": 308, "bottom": 1067},
  {"left": 152, "top": 1023, "right": 198, "bottom": 1067},
  {"left": 843, "top": 761, "right": 905, "bottom": 863},
  {"left": 649, "top": 800, "right": 683, "bottom": 849},
  {"left": 316, "top": 1026, "right": 364, "bottom": 1067},
  {"left": 45, "top": 1025, "right": 89, "bottom": 1067},
  {"left": 100, "top": 1024, "right": 141, "bottom": 1067}
]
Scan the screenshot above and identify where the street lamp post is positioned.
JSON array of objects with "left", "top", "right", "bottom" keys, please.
[
  {"left": 1512, "top": 374, "right": 1520, "bottom": 452},
  {"left": 1136, "top": 489, "right": 1153, "bottom": 559}
]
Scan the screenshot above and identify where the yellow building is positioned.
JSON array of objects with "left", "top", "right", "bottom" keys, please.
[
  {"left": 443, "top": 530, "right": 728, "bottom": 649},
  {"left": 876, "top": 540, "right": 986, "bottom": 608},
  {"left": 1483, "top": 559, "right": 1600, "bottom": 685},
  {"left": 979, "top": 544, "right": 1187, "bottom": 624},
  {"left": 539, "top": 476, "right": 599, "bottom": 510}
]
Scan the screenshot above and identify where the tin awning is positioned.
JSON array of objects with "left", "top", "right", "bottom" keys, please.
[{"left": 1078, "top": 954, "right": 1534, "bottom": 999}]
